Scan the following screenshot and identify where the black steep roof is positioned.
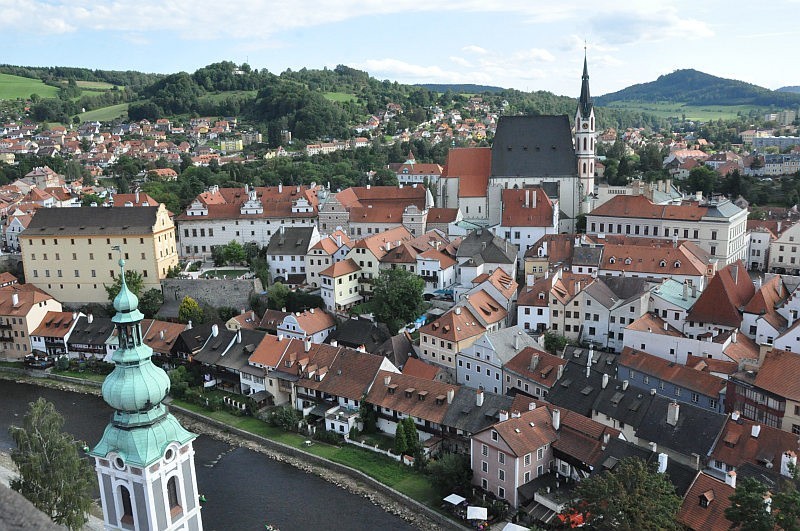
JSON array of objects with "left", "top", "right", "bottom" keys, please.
[{"left": 491, "top": 115, "right": 577, "bottom": 178}]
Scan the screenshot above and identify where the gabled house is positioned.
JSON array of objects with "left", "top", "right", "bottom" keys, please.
[
  {"left": 516, "top": 275, "right": 552, "bottom": 334},
  {"left": 440, "top": 388, "right": 514, "bottom": 454},
  {"left": 325, "top": 317, "right": 391, "bottom": 354},
  {"left": 492, "top": 187, "right": 558, "bottom": 262},
  {"left": 549, "top": 270, "right": 594, "bottom": 340},
  {"left": 676, "top": 473, "right": 734, "bottom": 531},
  {"left": 455, "top": 229, "right": 517, "bottom": 294},
  {"left": 685, "top": 260, "right": 754, "bottom": 339},
  {"left": 456, "top": 326, "right": 538, "bottom": 394},
  {"left": 580, "top": 276, "right": 650, "bottom": 352},
  {"left": 741, "top": 275, "right": 788, "bottom": 348},
  {"left": 265, "top": 225, "right": 320, "bottom": 287},
  {"left": 305, "top": 230, "right": 352, "bottom": 288},
  {"left": 66, "top": 314, "right": 116, "bottom": 361},
  {"left": 503, "top": 346, "right": 566, "bottom": 400},
  {"left": 277, "top": 309, "right": 336, "bottom": 344},
  {"left": 344, "top": 226, "right": 413, "bottom": 299},
  {"left": 649, "top": 278, "right": 701, "bottom": 332},
  {"left": 30, "top": 310, "right": 81, "bottom": 356},
  {"left": 319, "top": 258, "right": 362, "bottom": 314}
]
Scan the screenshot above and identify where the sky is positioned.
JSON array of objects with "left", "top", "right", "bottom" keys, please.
[{"left": 3, "top": 1, "right": 800, "bottom": 97}]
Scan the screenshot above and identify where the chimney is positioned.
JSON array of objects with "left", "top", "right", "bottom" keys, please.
[
  {"left": 72, "top": 311, "right": 77, "bottom": 321},
  {"left": 304, "top": 337, "right": 311, "bottom": 352},
  {"left": 751, "top": 424, "right": 761, "bottom": 438},
  {"left": 622, "top": 380, "right": 629, "bottom": 391},
  {"left": 236, "top": 330, "right": 242, "bottom": 343},
  {"left": 692, "top": 285, "right": 697, "bottom": 298},
  {"left": 732, "top": 264, "right": 739, "bottom": 284},
  {"left": 667, "top": 401, "right": 680, "bottom": 426},
  {"left": 781, "top": 451, "right": 797, "bottom": 478},
  {"left": 732, "top": 329, "right": 738, "bottom": 343},
  {"left": 335, "top": 233, "right": 342, "bottom": 247},
  {"left": 664, "top": 321, "right": 669, "bottom": 331},
  {"left": 552, "top": 408, "right": 561, "bottom": 431},
  {"left": 682, "top": 281, "right": 688, "bottom": 301},
  {"left": 159, "top": 329, "right": 165, "bottom": 340},
  {"left": 331, "top": 340, "right": 338, "bottom": 347},
  {"left": 649, "top": 442, "right": 658, "bottom": 453},
  {"left": 657, "top": 453, "right": 669, "bottom": 474},
  {"left": 603, "top": 432, "right": 611, "bottom": 445},
  {"left": 531, "top": 188, "right": 537, "bottom": 208},
  {"left": 476, "top": 390, "right": 484, "bottom": 407},
  {"left": 731, "top": 411, "right": 740, "bottom": 421},
  {"left": 524, "top": 189, "right": 530, "bottom": 208},
  {"left": 528, "top": 401, "right": 537, "bottom": 411},
  {"left": 514, "top": 332, "right": 520, "bottom": 350},
  {"left": 384, "top": 375, "right": 392, "bottom": 386},
  {"left": 499, "top": 410, "right": 509, "bottom": 422},
  {"left": 455, "top": 307, "right": 462, "bottom": 315},
  {"left": 310, "top": 308, "right": 315, "bottom": 314},
  {"left": 187, "top": 320, "right": 193, "bottom": 330},
  {"left": 212, "top": 324, "right": 219, "bottom": 337},
  {"left": 602, "top": 373, "right": 610, "bottom": 389},
  {"left": 251, "top": 311, "right": 256, "bottom": 321},
  {"left": 557, "top": 364, "right": 564, "bottom": 380},
  {"left": 725, "top": 470, "right": 737, "bottom": 489},
  {"left": 511, "top": 410, "right": 521, "bottom": 419},
  {"left": 447, "top": 388, "right": 455, "bottom": 404},
  {"left": 11, "top": 293, "right": 18, "bottom": 306},
  {"left": 278, "top": 182, "right": 283, "bottom": 193},
  {"left": 530, "top": 354, "right": 540, "bottom": 371},
  {"left": 135, "top": 190, "right": 140, "bottom": 203},
  {"left": 87, "top": 313, "right": 93, "bottom": 324}
]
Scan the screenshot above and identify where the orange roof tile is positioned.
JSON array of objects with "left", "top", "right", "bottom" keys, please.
[
  {"left": 504, "top": 347, "right": 566, "bottom": 388},
  {"left": 249, "top": 334, "right": 291, "bottom": 368},
  {"left": 366, "top": 370, "right": 456, "bottom": 424},
  {"left": 677, "top": 473, "right": 734, "bottom": 531},
  {"left": 711, "top": 415, "right": 799, "bottom": 469},
  {"left": 500, "top": 188, "right": 555, "bottom": 227},
  {"left": 626, "top": 313, "right": 683, "bottom": 337},
  {"left": 441, "top": 147, "right": 491, "bottom": 198},
  {"left": 688, "top": 261, "right": 754, "bottom": 328},
  {"left": 401, "top": 357, "right": 442, "bottom": 380},
  {"left": 753, "top": 348, "right": 800, "bottom": 402},
  {"left": 30, "top": 311, "right": 77, "bottom": 338},
  {"left": 591, "top": 194, "right": 708, "bottom": 221},
  {"left": 320, "top": 258, "right": 360, "bottom": 278}
]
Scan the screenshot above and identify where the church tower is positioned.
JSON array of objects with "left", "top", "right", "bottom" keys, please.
[
  {"left": 91, "top": 256, "right": 203, "bottom": 531},
  {"left": 575, "top": 50, "right": 596, "bottom": 213}
]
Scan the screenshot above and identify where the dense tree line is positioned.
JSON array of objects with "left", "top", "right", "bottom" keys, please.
[{"left": 0, "top": 64, "right": 161, "bottom": 91}]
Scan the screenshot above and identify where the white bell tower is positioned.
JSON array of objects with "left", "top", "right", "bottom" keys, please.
[{"left": 575, "top": 49, "right": 596, "bottom": 213}]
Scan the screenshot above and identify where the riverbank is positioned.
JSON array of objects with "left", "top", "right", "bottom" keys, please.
[{"left": 0, "top": 370, "right": 464, "bottom": 531}]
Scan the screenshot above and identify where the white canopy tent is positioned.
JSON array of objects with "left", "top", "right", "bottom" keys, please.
[
  {"left": 443, "top": 494, "right": 466, "bottom": 505},
  {"left": 501, "top": 523, "right": 529, "bottom": 531},
  {"left": 466, "top": 506, "right": 488, "bottom": 521}
]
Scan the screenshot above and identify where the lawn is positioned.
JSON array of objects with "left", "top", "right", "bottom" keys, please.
[
  {"left": 201, "top": 268, "right": 250, "bottom": 279},
  {"left": 324, "top": 92, "right": 357, "bottom": 103},
  {"left": 172, "top": 399, "right": 438, "bottom": 506},
  {"left": 52, "top": 369, "right": 108, "bottom": 383},
  {"left": 0, "top": 360, "right": 23, "bottom": 368},
  {"left": 603, "top": 101, "right": 763, "bottom": 121},
  {"left": 78, "top": 103, "right": 129, "bottom": 122},
  {"left": 0, "top": 73, "right": 59, "bottom": 100},
  {"left": 75, "top": 80, "right": 117, "bottom": 90}
]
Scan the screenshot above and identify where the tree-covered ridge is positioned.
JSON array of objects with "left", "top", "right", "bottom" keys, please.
[
  {"left": 596, "top": 68, "right": 800, "bottom": 107},
  {"left": 0, "top": 64, "right": 162, "bottom": 91},
  {"left": 777, "top": 86, "right": 800, "bottom": 93},
  {"left": 416, "top": 83, "right": 505, "bottom": 93}
]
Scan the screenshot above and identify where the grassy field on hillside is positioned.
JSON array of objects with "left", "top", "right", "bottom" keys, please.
[
  {"left": 75, "top": 80, "right": 117, "bottom": 90},
  {"left": 0, "top": 73, "right": 59, "bottom": 100},
  {"left": 603, "top": 101, "right": 762, "bottom": 121},
  {"left": 324, "top": 92, "right": 357, "bottom": 102},
  {"left": 78, "top": 103, "right": 129, "bottom": 122}
]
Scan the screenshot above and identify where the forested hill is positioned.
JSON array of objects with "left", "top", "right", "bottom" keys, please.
[
  {"left": 416, "top": 83, "right": 505, "bottom": 93},
  {"left": 596, "top": 69, "right": 800, "bottom": 107},
  {"left": 777, "top": 86, "right": 800, "bottom": 94}
]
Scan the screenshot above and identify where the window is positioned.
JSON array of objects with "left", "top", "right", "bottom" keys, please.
[
  {"left": 498, "top": 469, "right": 505, "bottom": 481},
  {"left": 537, "top": 447, "right": 544, "bottom": 460},
  {"left": 167, "top": 476, "right": 182, "bottom": 516},
  {"left": 498, "top": 452, "right": 505, "bottom": 464},
  {"left": 691, "top": 393, "right": 700, "bottom": 403},
  {"left": 524, "top": 453, "right": 531, "bottom": 466},
  {"left": 498, "top": 486, "right": 505, "bottom": 499},
  {"left": 481, "top": 461, "right": 488, "bottom": 473},
  {"left": 482, "top": 444, "right": 488, "bottom": 457},
  {"left": 491, "top": 430, "right": 498, "bottom": 441},
  {"left": 120, "top": 486, "right": 133, "bottom": 525}
]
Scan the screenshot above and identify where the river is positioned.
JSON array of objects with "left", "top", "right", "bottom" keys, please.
[{"left": 0, "top": 380, "right": 416, "bottom": 531}]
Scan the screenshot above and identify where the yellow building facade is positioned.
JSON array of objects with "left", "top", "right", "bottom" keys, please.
[{"left": 20, "top": 205, "right": 178, "bottom": 304}]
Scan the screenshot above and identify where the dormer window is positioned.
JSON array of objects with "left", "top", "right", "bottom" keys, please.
[
  {"left": 624, "top": 258, "right": 632, "bottom": 265},
  {"left": 674, "top": 260, "right": 681, "bottom": 268},
  {"left": 609, "top": 257, "right": 616, "bottom": 264},
  {"left": 659, "top": 260, "right": 666, "bottom": 267}
]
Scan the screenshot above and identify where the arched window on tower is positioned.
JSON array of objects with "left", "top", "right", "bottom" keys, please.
[
  {"left": 583, "top": 162, "right": 587, "bottom": 174},
  {"left": 591, "top": 117, "right": 594, "bottom": 129},
  {"left": 120, "top": 485, "right": 134, "bottom": 525},
  {"left": 167, "top": 476, "right": 183, "bottom": 518},
  {"left": 583, "top": 138, "right": 587, "bottom": 150}
]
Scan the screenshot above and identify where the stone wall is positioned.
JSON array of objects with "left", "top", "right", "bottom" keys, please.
[{"left": 161, "top": 278, "right": 261, "bottom": 312}]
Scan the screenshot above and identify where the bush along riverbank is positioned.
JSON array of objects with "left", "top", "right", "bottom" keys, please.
[{"left": 0, "top": 367, "right": 466, "bottom": 531}]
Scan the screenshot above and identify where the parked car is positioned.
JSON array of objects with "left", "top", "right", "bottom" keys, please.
[{"left": 23, "top": 353, "right": 55, "bottom": 369}]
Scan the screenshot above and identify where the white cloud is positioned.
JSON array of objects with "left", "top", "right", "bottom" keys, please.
[
  {"left": 462, "top": 45, "right": 488, "bottom": 55},
  {"left": 449, "top": 56, "right": 473, "bottom": 68}
]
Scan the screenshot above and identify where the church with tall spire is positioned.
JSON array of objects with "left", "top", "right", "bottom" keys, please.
[
  {"left": 575, "top": 49, "right": 596, "bottom": 213},
  {"left": 91, "top": 255, "right": 203, "bottom": 530}
]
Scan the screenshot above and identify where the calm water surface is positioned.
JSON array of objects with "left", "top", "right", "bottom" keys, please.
[{"left": 0, "top": 381, "right": 415, "bottom": 531}]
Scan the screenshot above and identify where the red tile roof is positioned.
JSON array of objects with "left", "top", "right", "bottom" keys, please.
[
  {"left": 619, "top": 347, "right": 726, "bottom": 397},
  {"left": 710, "top": 415, "right": 800, "bottom": 469},
  {"left": 366, "top": 370, "right": 457, "bottom": 424},
  {"left": 441, "top": 147, "right": 491, "bottom": 198},
  {"left": 500, "top": 188, "right": 555, "bottom": 227},
  {"left": 401, "top": 357, "right": 442, "bottom": 380},
  {"left": 31, "top": 311, "right": 77, "bottom": 339},
  {"left": 591, "top": 194, "right": 708, "bottom": 221},
  {"left": 677, "top": 473, "right": 734, "bottom": 531},
  {"left": 490, "top": 407, "right": 558, "bottom": 457},
  {"left": 753, "top": 348, "right": 800, "bottom": 402},
  {"left": 320, "top": 258, "right": 360, "bottom": 278},
  {"left": 688, "top": 261, "right": 754, "bottom": 328},
  {"left": 504, "top": 347, "right": 566, "bottom": 388}
]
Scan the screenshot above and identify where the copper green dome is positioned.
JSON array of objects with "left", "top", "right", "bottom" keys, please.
[
  {"left": 102, "top": 359, "right": 170, "bottom": 413},
  {"left": 112, "top": 258, "right": 144, "bottom": 323}
]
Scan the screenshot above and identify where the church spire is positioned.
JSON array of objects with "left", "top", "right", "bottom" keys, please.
[{"left": 578, "top": 49, "right": 592, "bottom": 119}]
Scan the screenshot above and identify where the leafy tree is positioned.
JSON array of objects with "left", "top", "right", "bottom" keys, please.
[
  {"left": 726, "top": 477, "right": 774, "bottom": 531},
  {"left": 268, "top": 282, "right": 290, "bottom": 311},
  {"left": 371, "top": 268, "right": 426, "bottom": 334},
  {"left": 138, "top": 288, "right": 164, "bottom": 318},
  {"left": 178, "top": 296, "right": 204, "bottom": 324},
  {"left": 394, "top": 422, "right": 408, "bottom": 455},
  {"left": 685, "top": 165, "right": 719, "bottom": 197},
  {"left": 9, "top": 398, "right": 94, "bottom": 530},
  {"left": 81, "top": 193, "right": 103, "bottom": 206},
  {"left": 104, "top": 269, "right": 144, "bottom": 302},
  {"left": 217, "top": 306, "right": 240, "bottom": 322},
  {"left": 222, "top": 240, "right": 247, "bottom": 265},
  {"left": 427, "top": 453, "right": 473, "bottom": 496},
  {"left": 569, "top": 457, "right": 681, "bottom": 531},
  {"left": 543, "top": 332, "right": 568, "bottom": 355},
  {"left": 269, "top": 406, "right": 301, "bottom": 432}
]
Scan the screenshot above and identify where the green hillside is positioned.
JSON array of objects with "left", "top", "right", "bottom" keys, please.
[
  {"left": 78, "top": 103, "right": 129, "bottom": 122},
  {"left": 596, "top": 69, "right": 800, "bottom": 108},
  {"left": 0, "top": 72, "right": 59, "bottom": 100}
]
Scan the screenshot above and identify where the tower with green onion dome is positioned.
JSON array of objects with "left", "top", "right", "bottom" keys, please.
[{"left": 90, "top": 255, "right": 203, "bottom": 530}]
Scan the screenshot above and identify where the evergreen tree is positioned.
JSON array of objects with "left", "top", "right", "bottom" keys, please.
[
  {"left": 403, "top": 417, "right": 420, "bottom": 455},
  {"left": 394, "top": 422, "right": 408, "bottom": 455}
]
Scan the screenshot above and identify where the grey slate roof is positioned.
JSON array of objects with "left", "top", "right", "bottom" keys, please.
[
  {"left": 24, "top": 206, "right": 161, "bottom": 236},
  {"left": 546, "top": 363, "right": 608, "bottom": 416},
  {"left": 456, "top": 229, "right": 517, "bottom": 265},
  {"left": 375, "top": 332, "right": 416, "bottom": 368},
  {"left": 462, "top": 326, "right": 538, "bottom": 365},
  {"left": 215, "top": 329, "right": 266, "bottom": 373},
  {"left": 441, "top": 388, "right": 513, "bottom": 435},
  {"left": 563, "top": 345, "right": 618, "bottom": 375},
  {"left": 635, "top": 395, "right": 727, "bottom": 460},
  {"left": 597, "top": 438, "right": 697, "bottom": 497},
  {"left": 491, "top": 115, "right": 577, "bottom": 178},
  {"left": 584, "top": 276, "right": 649, "bottom": 309},
  {"left": 592, "top": 380, "right": 654, "bottom": 430},
  {"left": 192, "top": 327, "right": 236, "bottom": 365},
  {"left": 326, "top": 317, "right": 392, "bottom": 353},
  {"left": 67, "top": 316, "right": 115, "bottom": 347},
  {"left": 572, "top": 246, "right": 603, "bottom": 267},
  {"left": 266, "top": 227, "right": 316, "bottom": 255}
]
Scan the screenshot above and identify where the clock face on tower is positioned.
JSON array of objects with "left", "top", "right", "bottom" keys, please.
[{"left": 582, "top": 123, "right": 589, "bottom": 129}]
